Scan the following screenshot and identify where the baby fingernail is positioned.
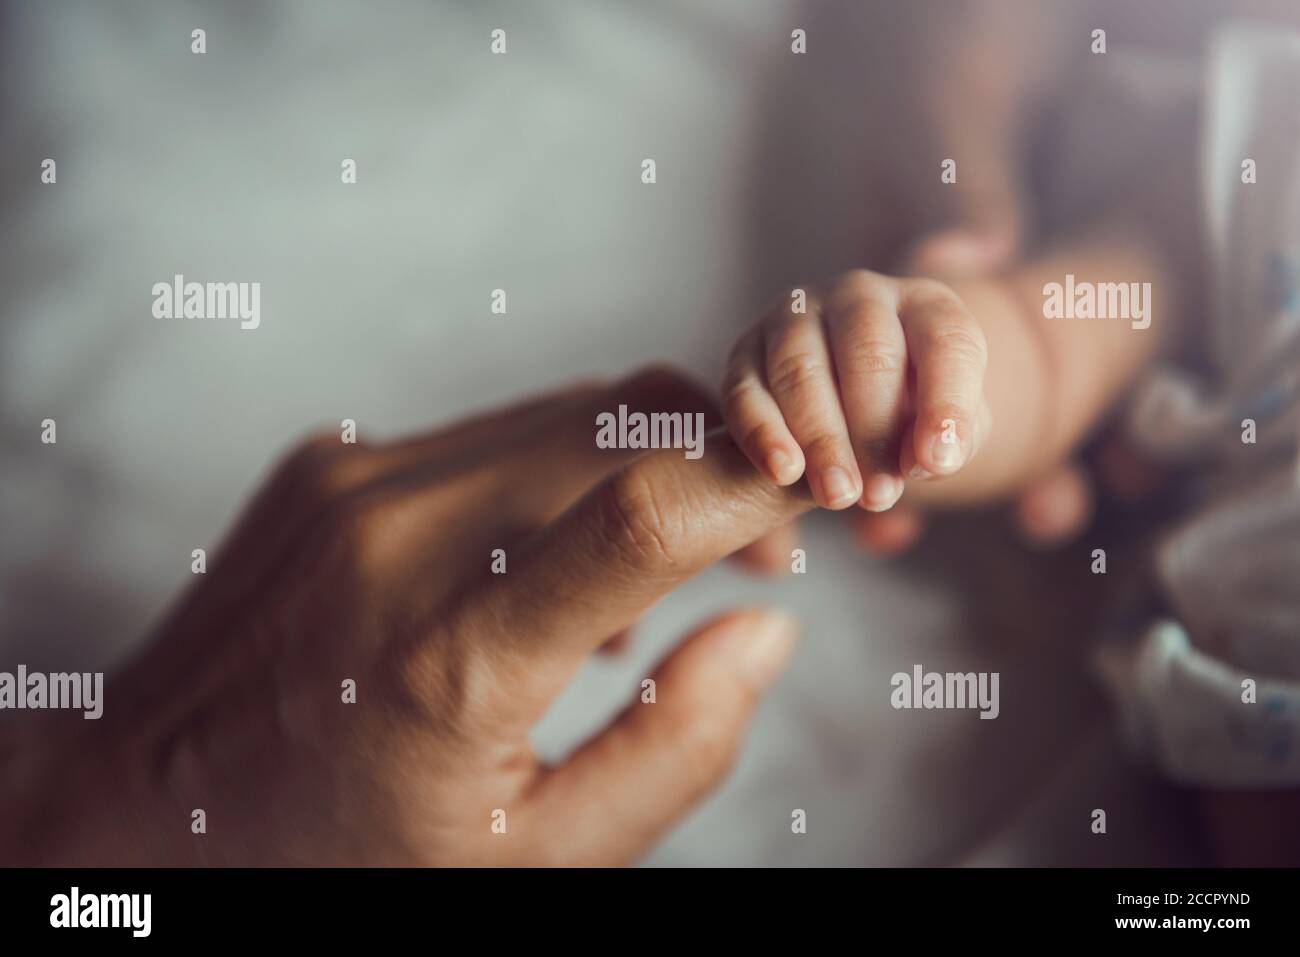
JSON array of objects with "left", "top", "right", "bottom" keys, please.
[
  {"left": 820, "top": 467, "right": 859, "bottom": 508},
  {"left": 766, "top": 449, "right": 800, "bottom": 485},
  {"left": 862, "top": 474, "right": 904, "bottom": 512},
  {"left": 930, "top": 430, "right": 966, "bottom": 474},
  {"left": 909, "top": 465, "right": 935, "bottom": 481}
]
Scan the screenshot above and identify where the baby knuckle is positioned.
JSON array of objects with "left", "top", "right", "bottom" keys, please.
[
  {"left": 720, "top": 368, "right": 757, "bottom": 410},
  {"left": 841, "top": 335, "right": 904, "bottom": 374},
  {"left": 767, "top": 352, "right": 826, "bottom": 395},
  {"left": 931, "top": 325, "right": 988, "bottom": 367}
]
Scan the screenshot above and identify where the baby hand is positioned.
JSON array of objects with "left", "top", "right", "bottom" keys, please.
[{"left": 722, "top": 270, "right": 991, "bottom": 511}]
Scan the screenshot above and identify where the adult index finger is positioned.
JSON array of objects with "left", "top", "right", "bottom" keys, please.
[{"left": 454, "top": 428, "right": 814, "bottom": 724}]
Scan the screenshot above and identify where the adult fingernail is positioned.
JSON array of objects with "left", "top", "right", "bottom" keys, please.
[
  {"left": 862, "top": 473, "right": 904, "bottom": 512},
  {"left": 742, "top": 610, "right": 800, "bottom": 690},
  {"left": 820, "top": 467, "right": 858, "bottom": 508},
  {"left": 930, "top": 432, "right": 966, "bottom": 474}
]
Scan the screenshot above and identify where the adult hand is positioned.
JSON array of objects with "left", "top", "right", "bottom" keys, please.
[{"left": 0, "top": 369, "right": 811, "bottom": 865}]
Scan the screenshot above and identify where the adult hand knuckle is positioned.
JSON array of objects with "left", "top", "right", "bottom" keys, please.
[
  {"left": 280, "top": 432, "right": 370, "bottom": 505},
  {"left": 326, "top": 495, "right": 402, "bottom": 579},
  {"left": 281, "top": 432, "right": 339, "bottom": 479},
  {"left": 601, "top": 467, "right": 681, "bottom": 573},
  {"left": 388, "top": 622, "right": 484, "bottom": 737}
]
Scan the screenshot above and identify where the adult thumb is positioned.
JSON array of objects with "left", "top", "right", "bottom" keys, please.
[{"left": 527, "top": 608, "right": 799, "bottom": 865}]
